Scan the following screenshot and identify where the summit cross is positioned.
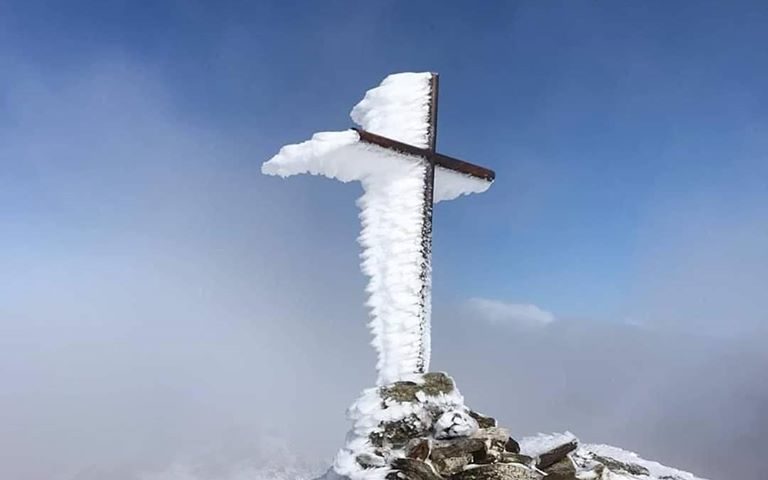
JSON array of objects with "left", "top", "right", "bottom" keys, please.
[
  {"left": 352, "top": 73, "right": 494, "bottom": 370},
  {"left": 263, "top": 72, "right": 495, "bottom": 385}
]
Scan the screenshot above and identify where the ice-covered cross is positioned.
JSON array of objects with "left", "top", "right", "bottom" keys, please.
[{"left": 263, "top": 72, "right": 494, "bottom": 385}]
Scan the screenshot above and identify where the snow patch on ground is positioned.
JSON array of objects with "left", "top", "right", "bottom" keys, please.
[
  {"left": 520, "top": 433, "right": 706, "bottom": 480},
  {"left": 519, "top": 431, "right": 578, "bottom": 458},
  {"left": 576, "top": 444, "right": 707, "bottom": 480}
]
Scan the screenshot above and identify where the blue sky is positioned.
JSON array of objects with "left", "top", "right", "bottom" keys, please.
[
  {"left": 3, "top": 0, "right": 767, "bottom": 329},
  {"left": 2, "top": 2, "right": 768, "bottom": 479}
]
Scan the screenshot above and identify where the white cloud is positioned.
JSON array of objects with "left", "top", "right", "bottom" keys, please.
[{"left": 465, "top": 297, "right": 555, "bottom": 327}]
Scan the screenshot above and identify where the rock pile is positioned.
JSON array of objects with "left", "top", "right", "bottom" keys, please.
[
  {"left": 331, "top": 372, "right": 704, "bottom": 480},
  {"left": 385, "top": 416, "right": 574, "bottom": 480}
]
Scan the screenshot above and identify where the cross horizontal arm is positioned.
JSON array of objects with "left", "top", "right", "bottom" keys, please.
[{"left": 353, "top": 128, "right": 495, "bottom": 182}]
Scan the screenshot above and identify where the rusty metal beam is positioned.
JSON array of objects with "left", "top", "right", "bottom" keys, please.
[
  {"left": 427, "top": 73, "right": 439, "bottom": 152},
  {"left": 353, "top": 128, "right": 495, "bottom": 182},
  {"left": 414, "top": 73, "right": 439, "bottom": 375}
]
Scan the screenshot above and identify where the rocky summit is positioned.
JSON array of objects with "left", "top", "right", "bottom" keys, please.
[{"left": 329, "top": 372, "right": 705, "bottom": 480}]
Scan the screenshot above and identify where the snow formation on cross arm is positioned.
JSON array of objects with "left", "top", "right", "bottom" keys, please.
[
  {"left": 350, "top": 72, "right": 432, "bottom": 149},
  {"left": 262, "top": 72, "right": 493, "bottom": 385}
]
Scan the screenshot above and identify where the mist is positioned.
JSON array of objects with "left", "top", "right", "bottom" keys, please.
[{"left": 1, "top": 58, "right": 766, "bottom": 480}]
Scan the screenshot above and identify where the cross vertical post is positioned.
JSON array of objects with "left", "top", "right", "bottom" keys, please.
[{"left": 416, "top": 73, "right": 439, "bottom": 373}]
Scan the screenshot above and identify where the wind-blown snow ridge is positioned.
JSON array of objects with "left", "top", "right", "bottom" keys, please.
[
  {"left": 262, "top": 72, "right": 493, "bottom": 385},
  {"left": 571, "top": 444, "right": 704, "bottom": 480},
  {"left": 575, "top": 444, "right": 707, "bottom": 480},
  {"left": 520, "top": 433, "right": 707, "bottom": 480}
]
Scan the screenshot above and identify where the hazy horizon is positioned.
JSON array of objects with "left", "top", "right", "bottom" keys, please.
[{"left": 2, "top": 2, "right": 767, "bottom": 479}]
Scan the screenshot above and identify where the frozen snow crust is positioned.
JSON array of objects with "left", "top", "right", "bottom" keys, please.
[
  {"left": 327, "top": 372, "right": 707, "bottom": 480},
  {"left": 262, "top": 73, "right": 492, "bottom": 385}
]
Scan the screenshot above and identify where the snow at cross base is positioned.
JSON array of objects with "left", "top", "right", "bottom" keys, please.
[
  {"left": 321, "top": 372, "right": 707, "bottom": 480},
  {"left": 263, "top": 72, "right": 492, "bottom": 386},
  {"left": 262, "top": 73, "right": 707, "bottom": 480}
]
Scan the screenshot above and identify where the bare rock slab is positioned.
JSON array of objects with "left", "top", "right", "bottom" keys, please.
[
  {"left": 468, "top": 410, "right": 497, "bottom": 429},
  {"left": 540, "top": 457, "right": 577, "bottom": 480},
  {"left": 536, "top": 441, "right": 577, "bottom": 470},
  {"left": 449, "top": 463, "right": 543, "bottom": 480},
  {"left": 387, "top": 458, "right": 441, "bottom": 480},
  {"left": 431, "top": 438, "right": 487, "bottom": 474}
]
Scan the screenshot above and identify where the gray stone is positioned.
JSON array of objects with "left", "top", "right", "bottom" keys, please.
[
  {"left": 356, "top": 453, "right": 386, "bottom": 468},
  {"left": 499, "top": 452, "right": 534, "bottom": 466},
  {"left": 406, "top": 439, "right": 431, "bottom": 461},
  {"left": 432, "top": 452, "right": 472, "bottom": 476},
  {"left": 380, "top": 381, "right": 422, "bottom": 403},
  {"left": 541, "top": 457, "right": 577, "bottom": 480},
  {"left": 380, "top": 372, "right": 455, "bottom": 404},
  {"left": 476, "top": 450, "right": 500, "bottom": 464},
  {"left": 370, "top": 414, "right": 430, "bottom": 449},
  {"left": 473, "top": 427, "right": 511, "bottom": 456},
  {"left": 422, "top": 372, "right": 456, "bottom": 396},
  {"left": 536, "top": 441, "right": 577, "bottom": 470},
  {"left": 435, "top": 410, "right": 479, "bottom": 439},
  {"left": 431, "top": 437, "right": 487, "bottom": 471},
  {"left": 474, "top": 427, "right": 510, "bottom": 445},
  {"left": 449, "top": 463, "right": 543, "bottom": 480},
  {"left": 387, "top": 458, "right": 441, "bottom": 480},
  {"left": 433, "top": 437, "right": 486, "bottom": 456},
  {"left": 468, "top": 410, "right": 497, "bottom": 429},
  {"left": 504, "top": 437, "right": 520, "bottom": 454},
  {"left": 592, "top": 454, "right": 650, "bottom": 477}
]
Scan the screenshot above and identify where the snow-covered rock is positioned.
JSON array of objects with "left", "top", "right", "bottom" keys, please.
[
  {"left": 519, "top": 432, "right": 578, "bottom": 470},
  {"left": 434, "top": 411, "right": 479, "bottom": 440},
  {"left": 572, "top": 444, "right": 706, "bottom": 480},
  {"left": 334, "top": 372, "right": 469, "bottom": 480},
  {"left": 327, "top": 372, "right": 707, "bottom": 480}
]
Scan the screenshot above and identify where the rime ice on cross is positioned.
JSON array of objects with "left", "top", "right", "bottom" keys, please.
[{"left": 263, "top": 72, "right": 494, "bottom": 385}]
